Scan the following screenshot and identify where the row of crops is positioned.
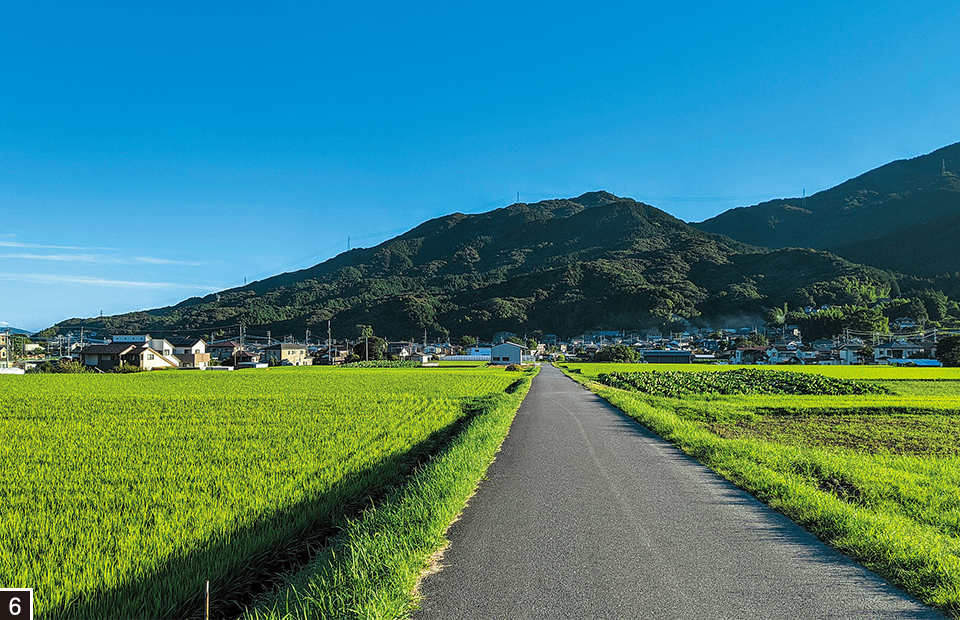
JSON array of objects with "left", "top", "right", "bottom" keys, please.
[
  {"left": 596, "top": 368, "right": 892, "bottom": 397},
  {"left": 0, "top": 366, "right": 522, "bottom": 619}
]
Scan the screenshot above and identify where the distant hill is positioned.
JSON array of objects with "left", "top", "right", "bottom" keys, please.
[
  {"left": 52, "top": 192, "right": 904, "bottom": 340},
  {"left": 694, "top": 142, "right": 960, "bottom": 276},
  {"left": 1, "top": 325, "right": 34, "bottom": 336}
]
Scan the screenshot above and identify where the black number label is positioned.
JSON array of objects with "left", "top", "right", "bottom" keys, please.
[{"left": 0, "top": 590, "right": 32, "bottom": 620}]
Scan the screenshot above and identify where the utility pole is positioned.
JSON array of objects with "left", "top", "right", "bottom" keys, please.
[{"left": 327, "top": 320, "right": 332, "bottom": 366}]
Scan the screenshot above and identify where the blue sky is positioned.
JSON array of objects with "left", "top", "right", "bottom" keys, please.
[{"left": 2, "top": 1, "right": 959, "bottom": 332}]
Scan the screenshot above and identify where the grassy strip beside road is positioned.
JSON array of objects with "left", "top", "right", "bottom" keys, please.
[
  {"left": 559, "top": 364, "right": 960, "bottom": 618},
  {"left": 244, "top": 368, "right": 537, "bottom": 620}
]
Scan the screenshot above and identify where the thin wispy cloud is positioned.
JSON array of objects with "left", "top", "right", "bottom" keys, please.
[
  {"left": 0, "top": 252, "right": 205, "bottom": 266},
  {"left": 0, "top": 239, "right": 114, "bottom": 251},
  {"left": 1, "top": 234, "right": 206, "bottom": 266},
  {"left": 0, "top": 272, "right": 220, "bottom": 290},
  {"left": 134, "top": 256, "right": 205, "bottom": 266},
  {"left": 0, "top": 253, "right": 118, "bottom": 263}
]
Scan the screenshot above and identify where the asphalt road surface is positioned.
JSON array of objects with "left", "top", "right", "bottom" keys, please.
[{"left": 415, "top": 364, "right": 946, "bottom": 619}]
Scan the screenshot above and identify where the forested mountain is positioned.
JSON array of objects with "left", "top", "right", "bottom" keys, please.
[
  {"left": 694, "top": 142, "right": 960, "bottom": 276},
  {"left": 53, "top": 192, "right": 911, "bottom": 340}
]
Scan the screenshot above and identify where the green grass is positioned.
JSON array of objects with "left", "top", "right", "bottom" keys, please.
[
  {"left": 243, "top": 368, "right": 537, "bottom": 620},
  {"left": 558, "top": 363, "right": 960, "bottom": 618},
  {"left": 0, "top": 365, "right": 530, "bottom": 619}
]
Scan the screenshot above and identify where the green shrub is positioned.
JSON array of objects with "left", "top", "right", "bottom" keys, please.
[
  {"left": 28, "top": 360, "right": 91, "bottom": 374},
  {"left": 593, "top": 344, "right": 638, "bottom": 363}
]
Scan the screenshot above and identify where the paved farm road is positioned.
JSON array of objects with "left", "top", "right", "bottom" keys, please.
[{"left": 415, "top": 364, "right": 946, "bottom": 619}]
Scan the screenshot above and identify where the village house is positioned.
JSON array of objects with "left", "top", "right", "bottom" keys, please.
[
  {"left": 209, "top": 340, "right": 243, "bottom": 361},
  {"left": 111, "top": 335, "right": 179, "bottom": 365},
  {"left": 383, "top": 341, "right": 412, "bottom": 356},
  {"left": 733, "top": 347, "right": 768, "bottom": 365},
  {"left": 262, "top": 342, "right": 310, "bottom": 366},
  {"left": 79, "top": 342, "right": 179, "bottom": 371},
  {"left": 837, "top": 342, "right": 867, "bottom": 365},
  {"left": 397, "top": 345, "right": 421, "bottom": 359},
  {"left": 874, "top": 340, "right": 924, "bottom": 363},
  {"left": 224, "top": 350, "right": 260, "bottom": 366},
  {"left": 767, "top": 345, "right": 803, "bottom": 365},
  {"left": 424, "top": 343, "right": 455, "bottom": 357},
  {"left": 167, "top": 336, "right": 211, "bottom": 369},
  {"left": 317, "top": 343, "right": 350, "bottom": 365}
]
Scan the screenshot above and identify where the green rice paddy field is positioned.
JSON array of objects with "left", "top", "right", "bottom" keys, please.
[
  {"left": 562, "top": 362, "right": 960, "bottom": 617},
  {"left": 0, "top": 365, "right": 532, "bottom": 619}
]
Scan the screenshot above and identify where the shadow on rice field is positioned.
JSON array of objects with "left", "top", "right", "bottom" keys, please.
[{"left": 57, "top": 416, "right": 469, "bottom": 620}]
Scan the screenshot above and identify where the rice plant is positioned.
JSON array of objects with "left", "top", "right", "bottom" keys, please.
[{"left": 0, "top": 366, "right": 520, "bottom": 619}]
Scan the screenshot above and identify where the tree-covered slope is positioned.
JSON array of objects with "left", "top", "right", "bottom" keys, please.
[
  {"left": 52, "top": 192, "right": 907, "bottom": 340},
  {"left": 693, "top": 142, "right": 960, "bottom": 276}
]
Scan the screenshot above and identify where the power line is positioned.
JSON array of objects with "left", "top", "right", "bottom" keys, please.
[{"left": 632, "top": 193, "right": 791, "bottom": 203}]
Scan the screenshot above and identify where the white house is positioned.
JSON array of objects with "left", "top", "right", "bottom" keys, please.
[
  {"left": 168, "top": 336, "right": 211, "bottom": 369},
  {"left": 112, "top": 335, "right": 180, "bottom": 367}
]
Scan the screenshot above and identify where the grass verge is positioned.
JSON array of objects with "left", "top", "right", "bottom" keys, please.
[
  {"left": 243, "top": 369, "right": 537, "bottom": 620},
  {"left": 557, "top": 364, "right": 960, "bottom": 618}
]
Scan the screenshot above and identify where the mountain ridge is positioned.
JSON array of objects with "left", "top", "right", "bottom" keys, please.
[
  {"left": 694, "top": 142, "right": 960, "bottom": 275},
  {"left": 50, "top": 193, "right": 910, "bottom": 340}
]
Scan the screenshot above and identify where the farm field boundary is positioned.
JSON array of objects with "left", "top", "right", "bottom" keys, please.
[
  {"left": 0, "top": 366, "right": 532, "bottom": 619},
  {"left": 243, "top": 368, "right": 537, "bottom": 620},
  {"left": 558, "top": 363, "right": 960, "bottom": 618}
]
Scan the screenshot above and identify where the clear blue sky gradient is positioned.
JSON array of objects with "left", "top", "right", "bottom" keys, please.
[{"left": 2, "top": 1, "right": 959, "bottom": 331}]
